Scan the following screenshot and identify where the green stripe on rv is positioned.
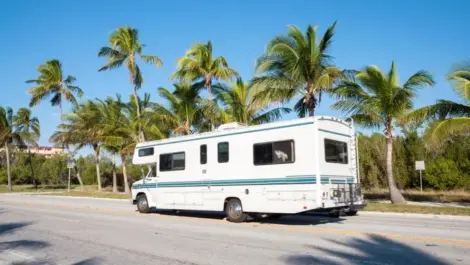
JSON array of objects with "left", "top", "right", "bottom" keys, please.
[
  {"left": 132, "top": 176, "right": 355, "bottom": 189},
  {"left": 137, "top": 121, "right": 352, "bottom": 150},
  {"left": 318, "top": 129, "right": 352, "bottom": 138},
  {"left": 138, "top": 121, "right": 315, "bottom": 148}
]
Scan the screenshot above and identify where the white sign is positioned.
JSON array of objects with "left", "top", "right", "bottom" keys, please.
[
  {"left": 67, "top": 158, "right": 75, "bottom": 169},
  {"left": 415, "top": 161, "right": 425, "bottom": 171}
]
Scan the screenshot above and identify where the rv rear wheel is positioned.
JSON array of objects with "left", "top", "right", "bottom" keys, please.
[
  {"left": 136, "top": 194, "right": 150, "bottom": 214},
  {"left": 328, "top": 210, "right": 340, "bottom": 218},
  {"left": 346, "top": 210, "right": 358, "bottom": 216},
  {"left": 225, "top": 199, "right": 247, "bottom": 223}
]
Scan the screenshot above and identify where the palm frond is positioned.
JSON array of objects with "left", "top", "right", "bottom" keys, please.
[
  {"left": 251, "top": 107, "right": 291, "bottom": 125},
  {"left": 423, "top": 118, "right": 470, "bottom": 147},
  {"left": 403, "top": 70, "right": 435, "bottom": 90},
  {"left": 448, "top": 70, "right": 470, "bottom": 102},
  {"left": 399, "top": 100, "right": 470, "bottom": 126},
  {"left": 140, "top": 55, "right": 163, "bottom": 68}
]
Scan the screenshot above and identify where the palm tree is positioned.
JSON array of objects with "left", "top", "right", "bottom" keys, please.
[
  {"left": 14, "top": 108, "right": 40, "bottom": 189},
  {"left": 100, "top": 94, "right": 166, "bottom": 193},
  {"left": 252, "top": 22, "right": 342, "bottom": 117},
  {"left": 331, "top": 62, "right": 434, "bottom": 204},
  {"left": 401, "top": 67, "right": 470, "bottom": 146},
  {"left": 98, "top": 96, "right": 123, "bottom": 193},
  {"left": 212, "top": 77, "right": 291, "bottom": 125},
  {"left": 170, "top": 41, "right": 238, "bottom": 128},
  {"left": 47, "top": 128, "right": 84, "bottom": 190},
  {"left": 26, "top": 59, "right": 83, "bottom": 122},
  {"left": 154, "top": 82, "right": 207, "bottom": 135},
  {"left": 0, "top": 107, "right": 38, "bottom": 191},
  {"left": 51, "top": 101, "right": 105, "bottom": 191},
  {"left": 98, "top": 26, "right": 162, "bottom": 142}
]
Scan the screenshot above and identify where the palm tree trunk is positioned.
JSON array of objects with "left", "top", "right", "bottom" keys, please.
[
  {"left": 308, "top": 109, "right": 315, "bottom": 117},
  {"left": 59, "top": 96, "right": 63, "bottom": 122},
  {"left": 74, "top": 166, "right": 84, "bottom": 191},
  {"left": 28, "top": 148, "right": 37, "bottom": 190},
  {"left": 133, "top": 86, "right": 146, "bottom": 142},
  {"left": 206, "top": 77, "right": 215, "bottom": 131},
  {"left": 120, "top": 155, "right": 130, "bottom": 194},
  {"left": 5, "top": 143, "right": 12, "bottom": 192},
  {"left": 385, "top": 125, "right": 406, "bottom": 204},
  {"left": 112, "top": 156, "right": 117, "bottom": 193},
  {"left": 94, "top": 148, "right": 102, "bottom": 192}
]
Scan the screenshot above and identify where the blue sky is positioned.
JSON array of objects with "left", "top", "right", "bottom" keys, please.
[{"left": 0, "top": 0, "right": 468, "bottom": 148}]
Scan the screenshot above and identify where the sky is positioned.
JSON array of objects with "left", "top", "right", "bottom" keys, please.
[{"left": 0, "top": 0, "right": 469, "bottom": 150}]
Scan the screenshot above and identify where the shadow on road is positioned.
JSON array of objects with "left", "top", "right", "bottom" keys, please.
[
  {"left": 0, "top": 221, "right": 50, "bottom": 262},
  {"left": 10, "top": 257, "right": 102, "bottom": 265},
  {"left": 0, "top": 222, "right": 33, "bottom": 236},
  {"left": 0, "top": 240, "right": 50, "bottom": 252},
  {"left": 284, "top": 234, "right": 451, "bottom": 265},
  {"left": 149, "top": 209, "right": 345, "bottom": 226}
]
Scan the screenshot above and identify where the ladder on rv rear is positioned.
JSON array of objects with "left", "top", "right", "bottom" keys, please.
[{"left": 349, "top": 124, "right": 359, "bottom": 184}]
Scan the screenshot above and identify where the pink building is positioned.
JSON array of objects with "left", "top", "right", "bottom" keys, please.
[{"left": 29, "top": 146, "right": 65, "bottom": 158}]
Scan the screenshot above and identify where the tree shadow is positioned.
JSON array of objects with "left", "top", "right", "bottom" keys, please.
[
  {"left": 284, "top": 234, "right": 451, "bottom": 265},
  {"left": 0, "top": 222, "right": 33, "bottom": 236},
  {"left": 0, "top": 240, "right": 50, "bottom": 252},
  {"left": 71, "top": 257, "right": 103, "bottom": 265},
  {"left": 11, "top": 257, "right": 102, "bottom": 265}
]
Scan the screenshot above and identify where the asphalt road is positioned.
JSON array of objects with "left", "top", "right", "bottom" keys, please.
[{"left": 1, "top": 194, "right": 469, "bottom": 265}]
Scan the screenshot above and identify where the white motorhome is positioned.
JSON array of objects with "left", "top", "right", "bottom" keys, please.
[{"left": 131, "top": 116, "right": 365, "bottom": 222}]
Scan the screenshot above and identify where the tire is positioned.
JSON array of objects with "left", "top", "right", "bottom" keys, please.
[
  {"left": 136, "top": 194, "right": 150, "bottom": 214},
  {"left": 346, "top": 210, "right": 358, "bottom": 216},
  {"left": 225, "top": 199, "right": 247, "bottom": 223},
  {"left": 328, "top": 210, "right": 340, "bottom": 218}
]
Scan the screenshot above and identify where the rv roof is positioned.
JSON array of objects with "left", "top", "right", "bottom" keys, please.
[{"left": 136, "top": 116, "right": 350, "bottom": 149}]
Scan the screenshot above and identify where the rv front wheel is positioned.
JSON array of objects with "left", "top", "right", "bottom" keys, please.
[
  {"left": 136, "top": 194, "right": 150, "bottom": 214},
  {"left": 225, "top": 199, "right": 247, "bottom": 223}
]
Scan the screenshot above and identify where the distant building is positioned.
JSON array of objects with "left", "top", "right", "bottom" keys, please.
[
  {"left": 29, "top": 146, "right": 65, "bottom": 158},
  {"left": 0, "top": 145, "right": 65, "bottom": 158}
]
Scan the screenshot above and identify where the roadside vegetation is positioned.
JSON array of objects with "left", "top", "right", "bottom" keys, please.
[
  {"left": 0, "top": 23, "right": 469, "bottom": 208},
  {"left": 365, "top": 203, "right": 470, "bottom": 216}
]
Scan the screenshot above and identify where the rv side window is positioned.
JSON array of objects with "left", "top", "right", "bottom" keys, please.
[
  {"left": 159, "top": 152, "right": 186, "bottom": 171},
  {"left": 218, "top": 142, "right": 229, "bottom": 163},
  {"left": 138, "top": 147, "right": 154, "bottom": 157},
  {"left": 200, "top": 145, "right": 207, "bottom": 164},
  {"left": 324, "top": 139, "right": 348, "bottom": 164},
  {"left": 254, "top": 140, "right": 294, "bottom": 165}
]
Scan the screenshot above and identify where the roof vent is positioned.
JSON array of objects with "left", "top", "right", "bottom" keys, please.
[{"left": 216, "top": 122, "right": 247, "bottom": 131}]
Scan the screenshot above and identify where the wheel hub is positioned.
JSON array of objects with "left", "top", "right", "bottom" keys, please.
[
  {"left": 229, "top": 202, "right": 242, "bottom": 218},
  {"left": 139, "top": 198, "right": 148, "bottom": 209}
]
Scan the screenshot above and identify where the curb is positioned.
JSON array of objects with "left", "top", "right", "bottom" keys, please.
[{"left": 359, "top": 210, "right": 470, "bottom": 221}]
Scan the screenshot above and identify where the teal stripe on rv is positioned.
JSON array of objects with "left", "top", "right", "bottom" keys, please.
[
  {"left": 138, "top": 121, "right": 314, "bottom": 148},
  {"left": 318, "top": 129, "right": 351, "bottom": 138},
  {"left": 131, "top": 176, "right": 355, "bottom": 189}
]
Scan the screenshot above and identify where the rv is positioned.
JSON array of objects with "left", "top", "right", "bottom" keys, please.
[{"left": 130, "top": 116, "right": 366, "bottom": 222}]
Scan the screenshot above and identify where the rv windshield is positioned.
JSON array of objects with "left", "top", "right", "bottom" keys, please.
[{"left": 145, "top": 164, "right": 157, "bottom": 178}]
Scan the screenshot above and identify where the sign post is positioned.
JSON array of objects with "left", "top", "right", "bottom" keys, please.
[
  {"left": 415, "top": 161, "right": 425, "bottom": 192},
  {"left": 67, "top": 157, "right": 75, "bottom": 193}
]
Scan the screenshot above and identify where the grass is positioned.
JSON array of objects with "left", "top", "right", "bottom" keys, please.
[
  {"left": 42, "top": 191, "right": 131, "bottom": 199},
  {"left": 0, "top": 184, "right": 98, "bottom": 193},
  {"left": 364, "top": 189, "right": 470, "bottom": 203},
  {"left": 0, "top": 185, "right": 62, "bottom": 193},
  {"left": 0, "top": 184, "right": 129, "bottom": 199},
  {"left": 364, "top": 202, "right": 470, "bottom": 216}
]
